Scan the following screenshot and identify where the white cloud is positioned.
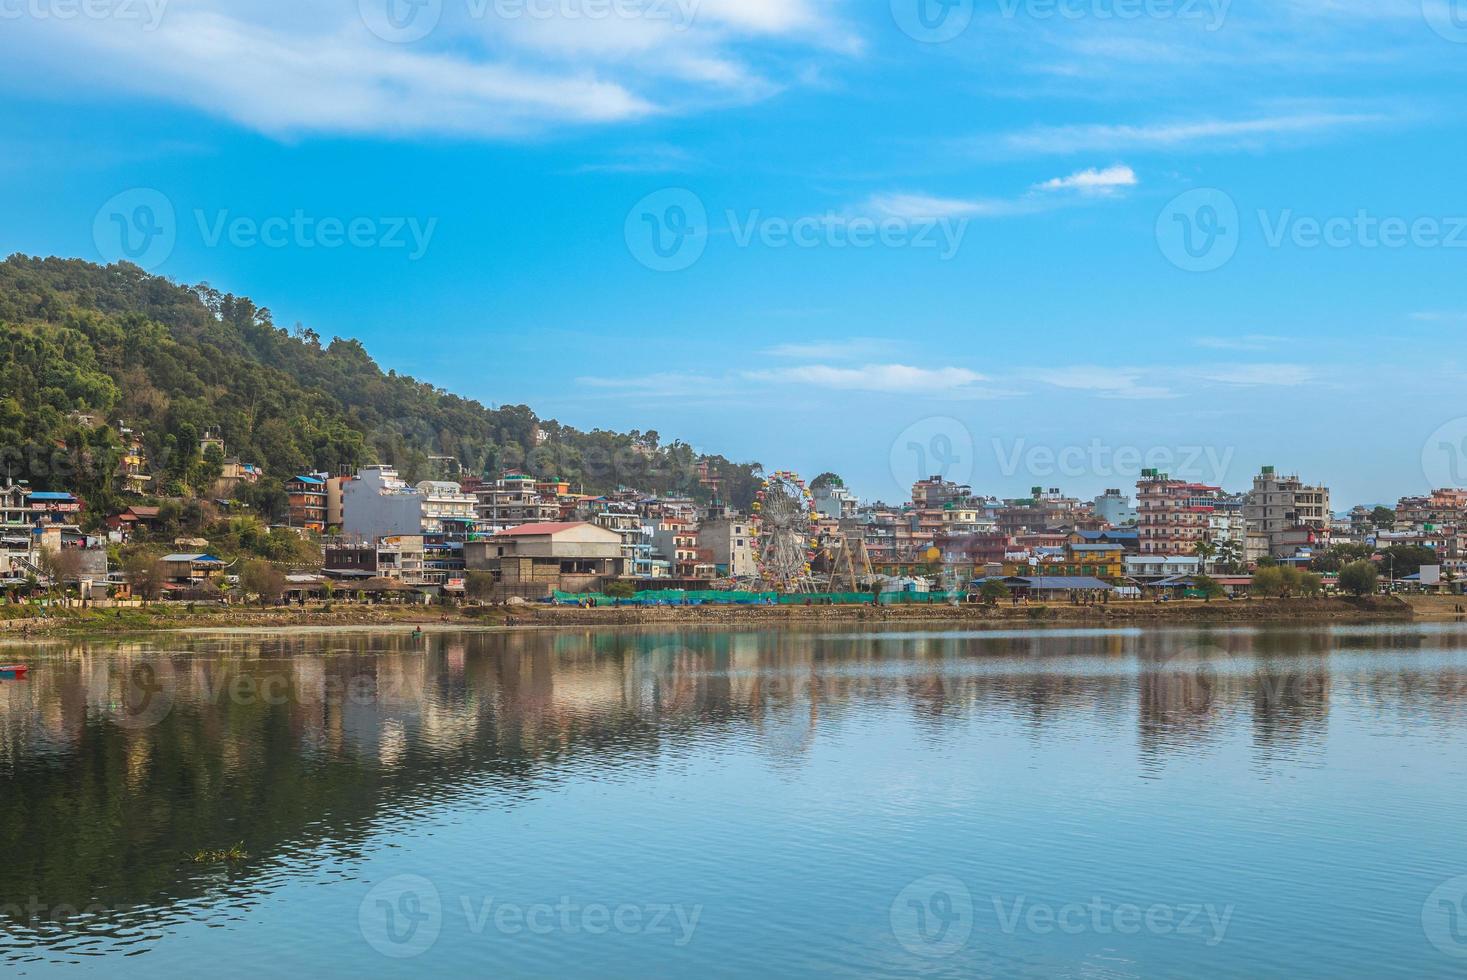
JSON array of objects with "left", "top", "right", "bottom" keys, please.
[
  {"left": 0, "top": 0, "right": 851, "bottom": 139},
  {"left": 1192, "top": 363, "right": 1316, "bottom": 386},
  {"left": 860, "top": 192, "right": 1033, "bottom": 222},
  {"left": 762, "top": 339, "right": 898, "bottom": 360},
  {"left": 1194, "top": 334, "right": 1287, "bottom": 351},
  {"left": 744, "top": 363, "right": 997, "bottom": 395},
  {"left": 1025, "top": 366, "right": 1176, "bottom": 400},
  {"left": 1034, "top": 165, "right": 1138, "bottom": 195},
  {"left": 998, "top": 112, "right": 1386, "bottom": 155}
]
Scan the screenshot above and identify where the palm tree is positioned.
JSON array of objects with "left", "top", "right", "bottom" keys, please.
[{"left": 1194, "top": 539, "right": 1218, "bottom": 573}]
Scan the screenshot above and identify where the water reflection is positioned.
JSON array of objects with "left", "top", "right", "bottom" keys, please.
[{"left": 3, "top": 623, "right": 1467, "bottom": 967}]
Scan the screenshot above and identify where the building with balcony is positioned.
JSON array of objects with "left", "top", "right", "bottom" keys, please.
[
  {"left": 1244, "top": 466, "right": 1331, "bottom": 560},
  {"left": 1136, "top": 470, "right": 1221, "bottom": 556},
  {"left": 285, "top": 474, "right": 328, "bottom": 532}
]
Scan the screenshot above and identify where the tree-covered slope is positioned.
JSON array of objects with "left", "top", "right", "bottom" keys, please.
[{"left": 0, "top": 256, "right": 760, "bottom": 518}]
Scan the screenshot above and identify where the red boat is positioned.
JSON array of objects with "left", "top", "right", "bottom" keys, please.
[{"left": 0, "top": 665, "right": 28, "bottom": 679}]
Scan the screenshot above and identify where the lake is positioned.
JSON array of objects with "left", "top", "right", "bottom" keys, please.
[{"left": 3, "top": 623, "right": 1467, "bottom": 977}]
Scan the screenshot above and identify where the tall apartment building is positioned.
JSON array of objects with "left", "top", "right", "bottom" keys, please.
[
  {"left": 1136, "top": 470, "right": 1222, "bottom": 556},
  {"left": 1244, "top": 466, "right": 1331, "bottom": 559}
]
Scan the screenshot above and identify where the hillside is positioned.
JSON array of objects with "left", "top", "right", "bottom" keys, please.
[{"left": 0, "top": 255, "right": 761, "bottom": 522}]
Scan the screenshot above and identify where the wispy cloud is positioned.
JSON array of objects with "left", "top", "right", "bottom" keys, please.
[
  {"left": 1034, "top": 164, "right": 1138, "bottom": 195},
  {"left": 859, "top": 192, "right": 1035, "bottom": 222},
  {"left": 1191, "top": 363, "right": 1316, "bottom": 386},
  {"left": 1024, "top": 366, "right": 1177, "bottom": 400},
  {"left": 1194, "top": 334, "right": 1287, "bottom": 351},
  {"left": 744, "top": 363, "right": 1000, "bottom": 396},
  {"left": 762, "top": 339, "right": 899, "bottom": 360},
  {"left": 996, "top": 112, "right": 1386, "bottom": 156}
]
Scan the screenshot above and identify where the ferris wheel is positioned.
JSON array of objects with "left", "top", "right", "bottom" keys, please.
[{"left": 752, "top": 470, "right": 818, "bottom": 593}]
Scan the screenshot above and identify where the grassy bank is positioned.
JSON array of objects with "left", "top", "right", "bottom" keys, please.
[{"left": 0, "top": 595, "right": 1417, "bottom": 639}]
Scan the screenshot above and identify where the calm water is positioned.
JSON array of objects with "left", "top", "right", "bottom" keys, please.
[{"left": 4, "top": 623, "right": 1467, "bottom": 977}]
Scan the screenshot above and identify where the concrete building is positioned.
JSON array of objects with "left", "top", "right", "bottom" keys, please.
[
  {"left": 698, "top": 517, "right": 757, "bottom": 578},
  {"left": 342, "top": 466, "right": 480, "bottom": 586},
  {"left": 464, "top": 522, "right": 624, "bottom": 600},
  {"left": 324, "top": 534, "right": 428, "bottom": 587},
  {"left": 1092, "top": 489, "right": 1138, "bottom": 527},
  {"left": 1136, "top": 471, "right": 1221, "bottom": 556},
  {"left": 286, "top": 474, "right": 328, "bottom": 532},
  {"left": 1244, "top": 466, "right": 1331, "bottom": 559},
  {"left": 813, "top": 483, "right": 859, "bottom": 521},
  {"left": 475, "top": 473, "right": 561, "bottom": 531}
]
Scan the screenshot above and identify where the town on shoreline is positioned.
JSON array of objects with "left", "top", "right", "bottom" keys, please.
[{"left": 3, "top": 427, "right": 1465, "bottom": 624}]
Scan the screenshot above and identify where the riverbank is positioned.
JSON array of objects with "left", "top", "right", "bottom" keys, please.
[{"left": 0, "top": 595, "right": 1421, "bottom": 639}]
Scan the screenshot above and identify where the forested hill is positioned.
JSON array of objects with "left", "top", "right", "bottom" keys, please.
[{"left": 0, "top": 255, "right": 761, "bottom": 517}]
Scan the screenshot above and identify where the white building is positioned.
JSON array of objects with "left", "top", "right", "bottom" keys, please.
[{"left": 1092, "top": 489, "right": 1137, "bottom": 527}]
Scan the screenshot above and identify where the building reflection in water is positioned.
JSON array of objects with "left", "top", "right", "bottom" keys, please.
[{"left": 4, "top": 623, "right": 1467, "bottom": 954}]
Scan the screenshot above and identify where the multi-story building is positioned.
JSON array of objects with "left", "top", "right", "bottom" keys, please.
[
  {"left": 1397, "top": 489, "right": 1467, "bottom": 528},
  {"left": 475, "top": 473, "right": 561, "bottom": 531},
  {"left": 1244, "top": 466, "right": 1331, "bottom": 560},
  {"left": 1092, "top": 489, "right": 1137, "bottom": 527},
  {"left": 650, "top": 519, "right": 703, "bottom": 579},
  {"left": 285, "top": 474, "right": 328, "bottom": 532},
  {"left": 1136, "top": 470, "right": 1221, "bottom": 556},
  {"left": 464, "top": 522, "right": 625, "bottom": 600},
  {"left": 813, "top": 483, "right": 859, "bottom": 521},
  {"left": 324, "top": 534, "right": 428, "bottom": 587},
  {"left": 115, "top": 421, "right": 152, "bottom": 496},
  {"left": 27, "top": 491, "right": 82, "bottom": 528},
  {"left": 342, "top": 466, "right": 480, "bottom": 586},
  {"left": 698, "top": 517, "right": 757, "bottom": 578},
  {"left": 590, "top": 507, "right": 655, "bottom": 579}
]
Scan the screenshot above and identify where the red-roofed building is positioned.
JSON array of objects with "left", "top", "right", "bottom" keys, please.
[{"left": 1136, "top": 470, "right": 1222, "bottom": 556}]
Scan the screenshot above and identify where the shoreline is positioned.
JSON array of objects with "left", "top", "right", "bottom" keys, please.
[{"left": 0, "top": 595, "right": 1436, "bottom": 643}]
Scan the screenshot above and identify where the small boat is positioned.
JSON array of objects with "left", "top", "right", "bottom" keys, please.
[{"left": 0, "top": 665, "right": 29, "bottom": 680}]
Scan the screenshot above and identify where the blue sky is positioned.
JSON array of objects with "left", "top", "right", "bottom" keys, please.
[{"left": 3, "top": 0, "right": 1466, "bottom": 508}]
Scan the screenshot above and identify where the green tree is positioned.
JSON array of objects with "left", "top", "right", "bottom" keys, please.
[
  {"left": 1338, "top": 560, "right": 1379, "bottom": 597},
  {"left": 604, "top": 580, "right": 636, "bottom": 599},
  {"left": 240, "top": 560, "right": 286, "bottom": 605},
  {"left": 979, "top": 579, "right": 1010, "bottom": 605},
  {"left": 1192, "top": 574, "right": 1225, "bottom": 600},
  {"left": 1371, "top": 506, "right": 1396, "bottom": 528}
]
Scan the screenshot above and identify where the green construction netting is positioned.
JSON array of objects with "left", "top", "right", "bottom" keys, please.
[{"left": 551, "top": 590, "right": 966, "bottom": 607}]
